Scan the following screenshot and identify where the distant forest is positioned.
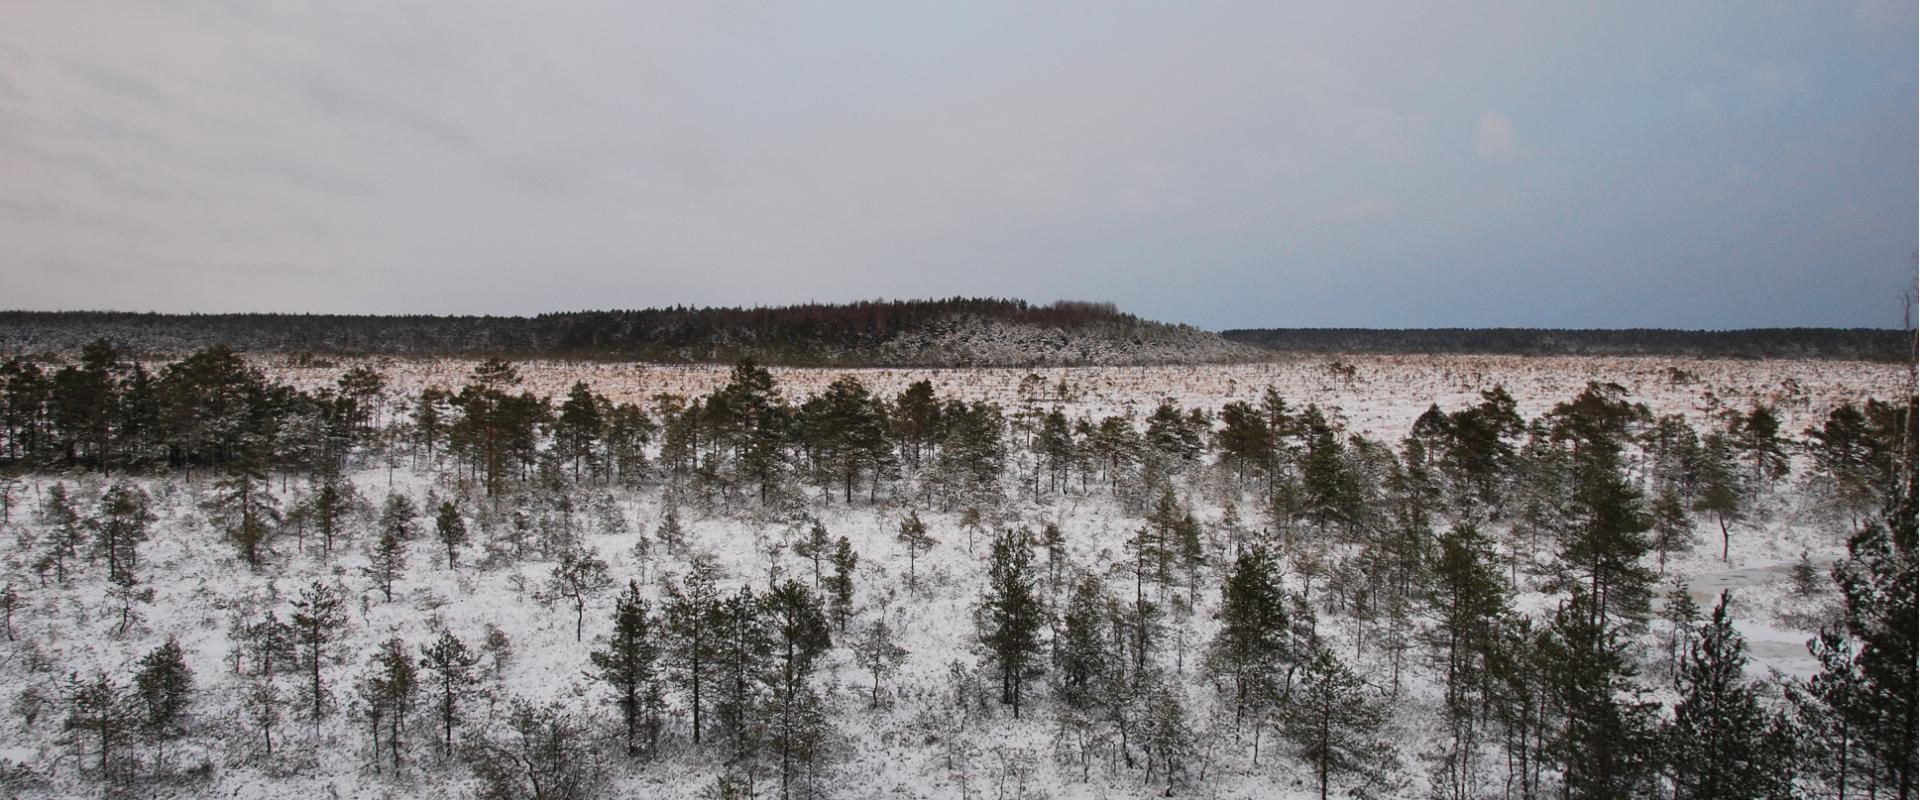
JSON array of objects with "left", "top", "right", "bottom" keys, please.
[
  {"left": 0, "top": 301, "right": 1909, "bottom": 364},
  {"left": 1223, "top": 327, "right": 1914, "bottom": 362},
  {"left": 0, "top": 299, "right": 1153, "bottom": 364}
]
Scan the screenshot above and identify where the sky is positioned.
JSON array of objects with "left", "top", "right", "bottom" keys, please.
[{"left": 2, "top": 2, "right": 1914, "bottom": 330}]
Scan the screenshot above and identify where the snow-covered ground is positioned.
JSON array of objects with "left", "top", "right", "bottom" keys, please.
[{"left": 0, "top": 355, "right": 1905, "bottom": 799}]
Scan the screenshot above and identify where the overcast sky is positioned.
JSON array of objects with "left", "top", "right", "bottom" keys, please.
[{"left": 3, "top": 2, "right": 1914, "bottom": 329}]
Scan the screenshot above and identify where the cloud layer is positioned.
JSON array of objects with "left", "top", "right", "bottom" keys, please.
[{"left": 2, "top": 2, "right": 1913, "bottom": 329}]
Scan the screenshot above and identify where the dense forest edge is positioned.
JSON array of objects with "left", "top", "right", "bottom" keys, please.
[
  {"left": 1222, "top": 327, "right": 1914, "bottom": 362},
  {"left": 0, "top": 300, "right": 1244, "bottom": 367}
]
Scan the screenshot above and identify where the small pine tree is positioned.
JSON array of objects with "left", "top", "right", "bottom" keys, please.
[
  {"left": 591, "top": 580, "right": 666, "bottom": 758},
  {"left": 0, "top": 583, "right": 16, "bottom": 641},
  {"left": 1664, "top": 591, "right": 1770, "bottom": 799},
  {"left": 359, "top": 637, "right": 417, "bottom": 773},
  {"left": 92, "top": 482, "right": 153, "bottom": 584},
  {"left": 793, "top": 521, "right": 832, "bottom": 591},
  {"left": 1280, "top": 648, "right": 1397, "bottom": 800},
  {"left": 826, "top": 536, "right": 858, "bottom": 632},
  {"left": 290, "top": 581, "right": 347, "bottom": 723},
  {"left": 546, "top": 547, "right": 614, "bottom": 642},
  {"left": 419, "top": 629, "right": 479, "bottom": 756},
  {"left": 851, "top": 617, "right": 908, "bottom": 708},
  {"left": 132, "top": 635, "right": 193, "bottom": 739},
  {"left": 206, "top": 455, "right": 280, "bottom": 567},
  {"left": 656, "top": 503, "right": 686, "bottom": 553},
  {"left": 64, "top": 671, "right": 130, "bottom": 774},
  {"left": 379, "top": 493, "right": 418, "bottom": 541},
  {"left": 980, "top": 530, "right": 1044, "bottom": 719},
  {"left": 363, "top": 526, "right": 407, "bottom": 603},
  {"left": 1789, "top": 550, "right": 1824, "bottom": 597},
  {"left": 434, "top": 500, "right": 467, "bottom": 570},
  {"left": 897, "top": 510, "right": 935, "bottom": 593},
  {"left": 35, "top": 483, "right": 85, "bottom": 583}
]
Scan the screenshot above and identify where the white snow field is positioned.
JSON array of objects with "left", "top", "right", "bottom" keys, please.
[{"left": 0, "top": 354, "right": 1906, "bottom": 799}]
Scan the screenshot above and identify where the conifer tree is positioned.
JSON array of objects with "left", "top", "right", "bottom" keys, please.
[
  {"left": 419, "top": 629, "right": 479, "bottom": 756},
  {"left": 547, "top": 547, "right": 613, "bottom": 642},
  {"left": 766, "top": 580, "right": 831, "bottom": 797},
  {"left": 434, "top": 500, "right": 466, "bottom": 569},
  {"left": 1664, "top": 591, "right": 1770, "bottom": 799},
  {"left": 826, "top": 536, "right": 857, "bottom": 632},
  {"left": 980, "top": 530, "right": 1044, "bottom": 718},
  {"left": 1205, "top": 545, "right": 1294, "bottom": 733},
  {"left": 665, "top": 554, "right": 725, "bottom": 745},
  {"left": 35, "top": 482, "right": 85, "bottom": 583},
  {"left": 92, "top": 481, "right": 152, "bottom": 584},
  {"left": 656, "top": 502, "right": 687, "bottom": 554},
  {"left": 64, "top": 671, "right": 130, "bottom": 774},
  {"left": 851, "top": 616, "right": 908, "bottom": 708},
  {"left": 133, "top": 636, "right": 193, "bottom": 740},
  {"left": 1056, "top": 574, "right": 1110, "bottom": 711},
  {"left": 1279, "top": 648, "right": 1395, "bottom": 800},
  {"left": 363, "top": 524, "right": 406, "bottom": 603},
  {"left": 359, "top": 637, "right": 417, "bottom": 772},
  {"left": 591, "top": 580, "right": 666, "bottom": 758},
  {"left": 1543, "top": 591, "right": 1659, "bottom": 799},
  {"left": 290, "top": 581, "right": 347, "bottom": 723},
  {"left": 714, "top": 584, "right": 771, "bottom": 767},
  {"left": 207, "top": 454, "right": 280, "bottom": 567},
  {"left": 896, "top": 510, "right": 934, "bottom": 593},
  {"left": 793, "top": 520, "right": 831, "bottom": 590},
  {"left": 305, "top": 466, "right": 357, "bottom": 558}
]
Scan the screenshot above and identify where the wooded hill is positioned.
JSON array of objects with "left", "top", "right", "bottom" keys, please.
[
  {"left": 0, "top": 299, "right": 1254, "bottom": 367},
  {"left": 1222, "top": 327, "right": 1914, "bottom": 362}
]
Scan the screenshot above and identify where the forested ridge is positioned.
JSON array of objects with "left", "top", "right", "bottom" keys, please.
[
  {"left": 0, "top": 340, "right": 1912, "bottom": 799},
  {"left": 0, "top": 299, "right": 1247, "bottom": 366},
  {"left": 1222, "top": 327, "right": 1912, "bottom": 361}
]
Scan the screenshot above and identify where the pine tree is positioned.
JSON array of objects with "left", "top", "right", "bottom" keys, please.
[
  {"left": 1695, "top": 432, "right": 1747, "bottom": 563},
  {"left": 133, "top": 636, "right": 193, "bottom": 740},
  {"left": 1664, "top": 591, "right": 1770, "bottom": 799},
  {"left": 547, "top": 547, "right": 613, "bottom": 642},
  {"left": 290, "top": 580, "right": 347, "bottom": 723},
  {"left": 64, "top": 671, "right": 130, "bottom": 774},
  {"left": 826, "top": 536, "right": 857, "bottom": 632},
  {"left": 896, "top": 510, "right": 935, "bottom": 593},
  {"left": 665, "top": 554, "right": 725, "bottom": 745},
  {"left": 91, "top": 481, "right": 152, "bottom": 584},
  {"left": 359, "top": 637, "right": 417, "bottom": 772},
  {"left": 793, "top": 520, "right": 831, "bottom": 591},
  {"left": 766, "top": 580, "right": 831, "bottom": 798},
  {"left": 207, "top": 454, "right": 280, "bottom": 567},
  {"left": 980, "top": 530, "right": 1044, "bottom": 719},
  {"left": 1279, "top": 648, "right": 1396, "bottom": 800},
  {"left": 1139, "top": 677, "right": 1195, "bottom": 794},
  {"left": 1205, "top": 545, "right": 1294, "bottom": 737},
  {"left": 0, "top": 583, "right": 16, "bottom": 642},
  {"left": 591, "top": 580, "right": 666, "bottom": 758},
  {"left": 713, "top": 584, "right": 771, "bottom": 767},
  {"left": 1056, "top": 574, "right": 1110, "bottom": 711},
  {"left": 656, "top": 502, "right": 687, "bottom": 554},
  {"left": 851, "top": 616, "right": 908, "bottom": 708},
  {"left": 35, "top": 482, "right": 85, "bottom": 583},
  {"left": 363, "top": 524, "right": 407, "bottom": 603},
  {"left": 304, "top": 465, "right": 357, "bottom": 558},
  {"left": 1543, "top": 591, "right": 1659, "bottom": 799},
  {"left": 434, "top": 500, "right": 466, "bottom": 569},
  {"left": 419, "top": 629, "right": 479, "bottom": 756}
]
